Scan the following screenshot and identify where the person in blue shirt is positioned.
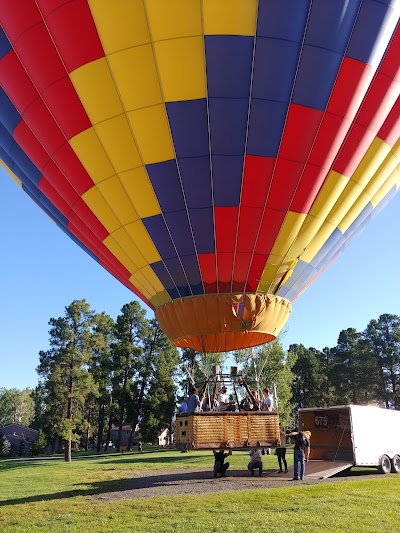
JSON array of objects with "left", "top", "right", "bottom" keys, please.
[
  {"left": 187, "top": 387, "right": 200, "bottom": 413},
  {"left": 179, "top": 394, "right": 189, "bottom": 414}
]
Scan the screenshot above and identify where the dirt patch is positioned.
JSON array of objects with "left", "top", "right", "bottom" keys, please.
[{"left": 86, "top": 467, "right": 385, "bottom": 502}]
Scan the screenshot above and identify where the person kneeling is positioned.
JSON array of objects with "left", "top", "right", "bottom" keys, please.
[
  {"left": 248, "top": 448, "right": 263, "bottom": 476},
  {"left": 213, "top": 449, "right": 232, "bottom": 478}
]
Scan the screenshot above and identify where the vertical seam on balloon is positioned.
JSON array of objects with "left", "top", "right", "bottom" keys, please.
[
  {"left": 242, "top": 0, "right": 314, "bottom": 296},
  {"left": 189, "top": 1, "right": 213, "bottom": 350},
  {"left": 266, "top": 0, "right": 365, "bottom": 298},
  {"left": 230, "top": 0, "right": 260, "bottom": 296},
  {"left": 200, "top": 0, "right": 219, "bottom": 295},
  {"left": 83, "top": 0, "right": 171, "bottom": 303},
  {"left": 143, "top": 0, "right": 203, "bottom": 300}
]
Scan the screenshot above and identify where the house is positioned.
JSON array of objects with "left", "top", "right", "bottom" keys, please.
[
  {"left": 0, "top": 423, "right": 38, "bottom": 455},
  {"left": 110, "top": 424, "right": 140, "bottom": 448},
  {"left": 157, "top": 428, "right": 173, "bottom": 446}
]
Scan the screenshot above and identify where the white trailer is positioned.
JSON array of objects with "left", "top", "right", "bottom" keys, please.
[{"left": 298, "top": 405, "right": 400, "bottom": 479}]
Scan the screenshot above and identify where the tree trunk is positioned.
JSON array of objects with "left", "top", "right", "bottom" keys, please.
[
  {"left": 169, "top": 416, "right": 173, "bottom": 446},
  {"left": 65, "top": 367, "right": 73, "bottom": 462},
  {"left": 127, "top": 345, "right": 155, "bottom": 450},
  {"left": 85, "top": 422, "right": 90, "bottom": 451},
  {"left": 127, "top": 378, "right": 147, "bottom": 450},
  {"left": 117, "top": 364, "right": 129, "bottom": 451},
  {"left": 64, "top": 437, "right": 71, "bottom": 462},
  {"left": 105, "top": 411, "right": 113, "bottom": 452},
  {"left": 117, "top": 401, "right": 125, "bottom": 452},
  {"left": 96, "top": 404, "right": 105, "bottom": 452}
]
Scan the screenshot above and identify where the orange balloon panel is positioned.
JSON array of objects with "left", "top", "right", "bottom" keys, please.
[{"left": 155, "top": 293, "right": 291, "bottom": 353}]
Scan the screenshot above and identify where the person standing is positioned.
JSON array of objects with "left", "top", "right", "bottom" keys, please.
[
  {"left": 289, "top": 430, "right": 310, "bottom": 480},
  {"left": 179, "top": 394, "right": 189, "bottom": 414},
  {"left": 276, "top": 426, "right": 288, "bottom": 473},
  {"left": 187, "top": 387, "right": 200, "bottom": 413},
  {"left": 248, "top": 448, "right": 263, "bottom": 476},
  {"left": 218, "top": 386, "right": 235, "bottom": 411},
  {"left": 261, "top": 388, "right": 273, "bottom": 411}
]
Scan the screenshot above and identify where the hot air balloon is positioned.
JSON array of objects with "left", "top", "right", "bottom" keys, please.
[{"left": 0, "top": 0, "right": 399, "bottom": 354}]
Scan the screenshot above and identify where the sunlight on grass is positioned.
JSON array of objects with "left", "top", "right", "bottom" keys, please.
[{"left": 1, "top": 451, "right": 399, "bottom": 532}]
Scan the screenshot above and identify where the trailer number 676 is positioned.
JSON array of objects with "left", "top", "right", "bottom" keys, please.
[{"left": 314, "top": 415, "right": 328, "bottom": 427}]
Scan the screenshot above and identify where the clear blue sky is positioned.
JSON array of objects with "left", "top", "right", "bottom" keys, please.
[{"left": 1, "top": 167, "right": 400, "bottom": 390}]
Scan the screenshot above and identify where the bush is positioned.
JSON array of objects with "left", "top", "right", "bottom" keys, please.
[
  {"left": 0, "top": 437, "right": 11, "bottom": 457},
  {"left": 31, "top": 430, "right": 47, "bottom": 456}
]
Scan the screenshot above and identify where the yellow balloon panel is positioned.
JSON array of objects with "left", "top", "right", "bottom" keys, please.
[
  {"left": 94, "top": 115, "right": 142, "bottom": 174},
  {"left": 154, "top": 36, "right": 206, "bottom": 102},
  {"left": 88, "top": 0, "right": 151, "bottom": 51},
  {"left": 71, "top": 58, "right": 123, "bottom": 124},
  {"left": 127, "top": 105, "right": 175, "bottom": 164},
  {"left": 108, "top": 45, "right": 163, "bottom": 111}
]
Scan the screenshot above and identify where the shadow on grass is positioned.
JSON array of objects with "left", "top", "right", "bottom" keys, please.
[
  {"left": 333, "top": 467, "right": 381, "bottom": 477},
  {"left": 0, "top": 478, "right": 129, "bottom": 507},
  {"left": 100, "top": 452, "right": 210, "bottom": 466},
  {"left": 2, "top": 464, "right": 392, "bottom": 507},
  {"left": 0, "top": 469, "right": 218, "bottom": 506},
  {"left": 0, "top": 461, "right": 46, "bottom": 473}
]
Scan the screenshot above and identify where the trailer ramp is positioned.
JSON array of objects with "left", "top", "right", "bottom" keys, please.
[
  {"left": 270, "top": 460, "right": 354, "bottom": 480},
  {"left": 304, "top": 460, "right": 354, "bottom": 479}
]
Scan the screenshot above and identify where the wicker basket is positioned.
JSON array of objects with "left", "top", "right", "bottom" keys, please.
[{"left": 175, "top": 411, "right": 280, "bottom": 450}]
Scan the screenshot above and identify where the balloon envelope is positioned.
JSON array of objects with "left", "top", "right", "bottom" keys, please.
[{"left": 0, "top": 1, "right": 399, "bottom": 352}]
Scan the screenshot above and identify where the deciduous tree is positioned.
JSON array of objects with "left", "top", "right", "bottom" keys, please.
[{"left": 0, "top": 388, "right": 35, "bottom": 426}]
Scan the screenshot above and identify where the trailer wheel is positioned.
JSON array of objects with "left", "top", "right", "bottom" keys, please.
[
  {"left": 378, "top": 454, "right": 391, "bottom": 474},
  {"left": 390, "top": 454, "right": 400, "bottom": 474}
]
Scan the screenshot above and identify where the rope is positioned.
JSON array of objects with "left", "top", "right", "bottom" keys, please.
[{"left": 331, "top": 425, "right": 347, "bottom": 468}]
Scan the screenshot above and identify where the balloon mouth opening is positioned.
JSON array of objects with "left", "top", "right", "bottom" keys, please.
[
  {"left": 173, "top": 331, "right": 277, "bottom": 353},
  {"left": 155, "top": 293, "right": 291, "bottom": 353}
]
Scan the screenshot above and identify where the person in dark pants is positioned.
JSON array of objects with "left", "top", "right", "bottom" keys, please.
[
  {"left": 213, "top": 449, "right": 232, "bottom": 478},
  {"left": 248, "top": 448, "right": 263, "bottom": 476},
  {"left": 288, "top": 430, "right": 310, "bottom": 480},
  {"left": 276, "top": 426, "right": 288, "bottom": 473}
]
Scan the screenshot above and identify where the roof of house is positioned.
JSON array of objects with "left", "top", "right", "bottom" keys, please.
[
  {"left": 110, "top": 424, "right": 140, "bottom": 432},
  {"left": 110, "top": 425, "right": 132, "bottom": 431},
  {"left": 0, "top": 423, "right": 38, "bottom": 435}
]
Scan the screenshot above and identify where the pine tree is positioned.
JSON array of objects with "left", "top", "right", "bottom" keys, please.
[
  {"left": 90, "top": 312, "right": 115, "bottom": 452},
  {"left": 364, "top": 314, "right": 400, "bottom": 408},
  {"left": 289, "top": 344, "right": 327, "bottom": 409},
  {"left": 18, "top": 437, "right": 26, "bottom": 457},
  {"left": 37, "top": 299, "right": 94, "bottom": 461},
  {"left": 140, "top": 327, "right": 179, "bottom": 443},
  {"left": 111, "top": 301, "right": 146, "bottom": 451}
]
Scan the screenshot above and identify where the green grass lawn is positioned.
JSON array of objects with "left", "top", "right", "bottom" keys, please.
[{"left": 1, "top": 450, "right": 399, "bottom": 533}]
